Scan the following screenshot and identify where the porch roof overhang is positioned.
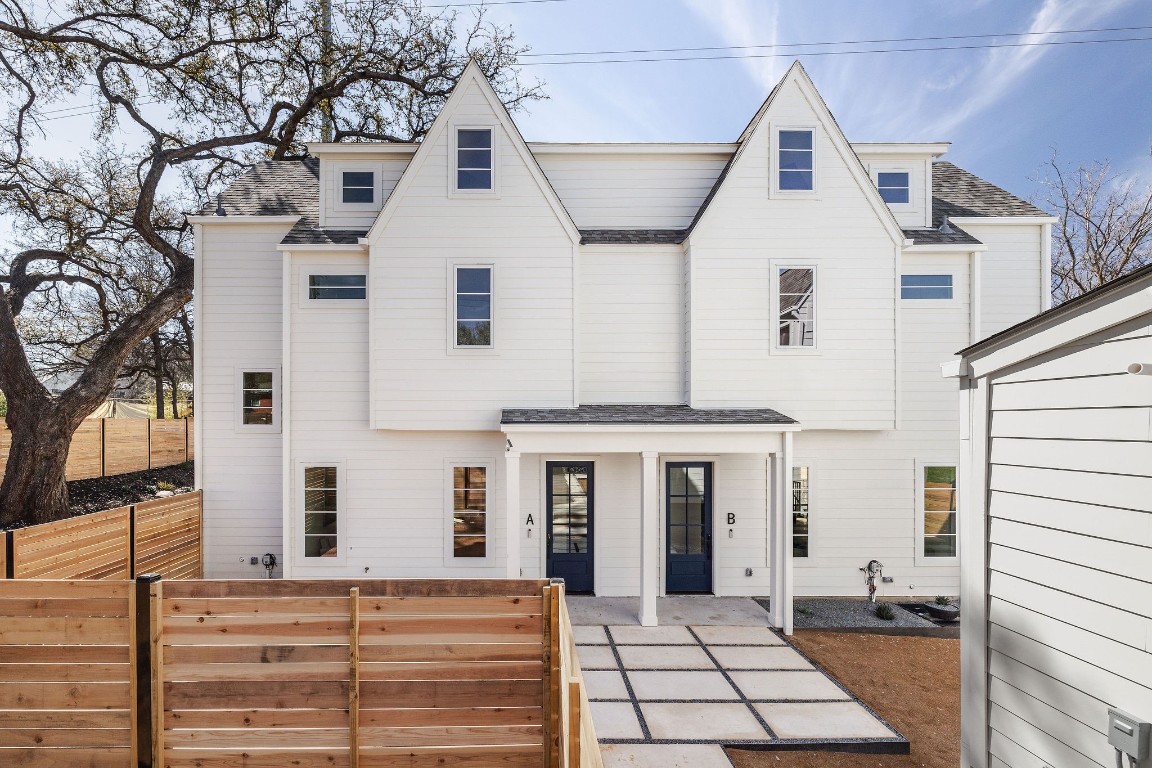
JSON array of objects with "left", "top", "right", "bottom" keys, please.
[{"left": 500, "top": 404, "right": 799, "bottom": 454}]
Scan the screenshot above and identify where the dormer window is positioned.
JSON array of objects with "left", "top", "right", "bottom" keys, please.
[
  {"left": 777, "top": 129, "right": 815, "bottom": 191},
  {"left": 341, "top": 171, "right": 375, "bottom": 204},
  {"left": 877, "top": 171, "right": 910, "bottom": 204},
  {"left": 456, "top": 128, "right": 493, "bottom": 191}
]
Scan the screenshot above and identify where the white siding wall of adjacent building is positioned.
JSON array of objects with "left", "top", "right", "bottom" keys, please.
[
  {"left": 533, "top": 147, "right": 730, "bottom": 230},
  {"left": 317, "top": 150, "right": 414, "bottom": 228},
  {"left": 963, "top": 308, "right": 1152, "bottom": 768},
  {"left": 964, "top": 222, "right": 1046, "bottom": 338},
  {"left": 579, "top": 245, "right": 685, "bottom": 404},
  {"left": 196, "top": 222, "right": 291, "bottom": 579},
  {"left": 370, "top": 76, "right": 577, "bottom": 431},
  {"left": 688, "top": 78, "right": 900, "bottom": 430}
]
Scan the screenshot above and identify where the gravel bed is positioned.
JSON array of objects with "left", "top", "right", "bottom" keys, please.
[
  {"left": 65, "top": 462, "right": 195, "bottom": 518},
  {"left": 756, "top": 597, "right": 937, "bottom": 629}
]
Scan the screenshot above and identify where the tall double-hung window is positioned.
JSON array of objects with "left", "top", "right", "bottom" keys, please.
[
  {"left": 777, "top": 129, "right": 815, "bottom": 191},
  {"left": 777, "top": 267, "right": 816, "bottom": 347},
  {"left": 456, "top": 128, "right": 493, "bottom": 191},
  {"left": 455, "top": 266, "right": 492, "bottom": 347},
  {"left": 921, "top": 465, "right": 957, "bottom": 558}
]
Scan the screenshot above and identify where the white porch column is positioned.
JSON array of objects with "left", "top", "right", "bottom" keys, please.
[
  {"left": 640, "top": 451, "right": 660, "bottom": 626},
  {"left": 505, "top": 451, "right": 521, "bottom": 579},
  {"left": 768, "top": 438, "right": 795, "bottom": 635},
  {"left": 781, "top": 433, "right": 794, "bottom": 635}
]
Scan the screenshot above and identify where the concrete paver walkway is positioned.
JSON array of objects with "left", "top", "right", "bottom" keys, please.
[{"left": 570, "top": 597, "right": 907, "bottom": 768}]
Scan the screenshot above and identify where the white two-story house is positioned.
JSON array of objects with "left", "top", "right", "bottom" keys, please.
[{"left": 190, "top": 61, "right": 1053, "bottom": 630}]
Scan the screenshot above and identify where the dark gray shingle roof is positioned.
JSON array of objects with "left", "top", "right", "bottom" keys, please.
[
  {"left": 204, "top": 158, "right": 320, "bottom": 218},
  {"left": 501, "top": 404, "right": 796, "bottom": 425},
  {"left": 932, "top": 161, "right": 1048, "bottom": 222},
  {"left": 281, "top": 222, "right": 368, "bottom": 246},
  {"left": 901, "top": 225, "right": 981, "bottom": 246},
  {"left": 579, "top": 229, "right": 687, "bottom": 245}
]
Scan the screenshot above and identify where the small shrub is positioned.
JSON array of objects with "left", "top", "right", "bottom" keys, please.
[
  {"left": 875, "top": 603, "right": 896, "bottom": 621},
  {"left": 796, "top": 605, "right": 813, "bottom": 616},
  {"left": 934, "top": 595, "right": 953, "bottom": 606},
  {"left": 156, "top": 480, "right": 177, "bottom": 492}
]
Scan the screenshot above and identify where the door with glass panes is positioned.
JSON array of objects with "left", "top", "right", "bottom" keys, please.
[
  {"left": 666, "top": 462, "right": 713, "bottom": 593},
  {"left": 546, "top": 462, "right": 594, "bottom": 594}
]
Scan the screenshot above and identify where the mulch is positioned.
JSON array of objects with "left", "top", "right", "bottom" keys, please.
[
  {"left": 726, "top": 630, "right": 960, "bottom": 768},
  {"left": 63, "top": 462, "right": 195, "bottom": 519}
]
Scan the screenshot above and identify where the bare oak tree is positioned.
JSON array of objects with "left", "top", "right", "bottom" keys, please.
[
  {"left": 1039, "top": 155, "right": 1152, "bottom": 304},
  {"left": 0, "top": 0, "right": 541, "bottom": 525}
]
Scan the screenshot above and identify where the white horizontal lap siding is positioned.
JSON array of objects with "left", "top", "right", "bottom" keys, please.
[
  {"left": 688, "top": 80, "right": 897, "bottom": 430},
  {"left": 322, "top": 154, "right": 413, "bottom": 228},
  {"left": 371, "top": 79, "right": 576, "bottom": 430},
  {"left": 858, "top": 152, "right": 929, "bottom": 229},
  {"left": 198, "top": 222, "right": 290, "bottom": 578},
  {"left": 579, "top": 246, "right": 684, "bottom": 404},
  {"left": 966, "top": 223, "right": 1044, "bottom": 339},
  {"left": 984, "top": 320, "right": 1152, "bottom": 768},
  {"left": 534, "top": 152, "right": 729, "bottom": 230}
]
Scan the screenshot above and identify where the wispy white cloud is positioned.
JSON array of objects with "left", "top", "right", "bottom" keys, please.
[{"left": 681, "top": 0, "right": 784, "bottom": 95}]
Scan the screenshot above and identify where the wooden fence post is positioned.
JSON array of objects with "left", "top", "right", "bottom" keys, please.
[
  {"left": 135, "top": 573, "right": 162, "bottom": 768},
  {"left": 548, "top": 578, "right": 563, "bottom": 767},
  {"left": 349, "top": 586, "right": 360, "bottom": 768},
  {"left": 3, "top": 530, "right": 12, "bottom": 579}
]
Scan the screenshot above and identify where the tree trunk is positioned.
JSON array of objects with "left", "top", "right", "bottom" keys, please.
[
  {"left": 169, "top": 372, "right": 179, "bottom": 418},
  {"left": 0, "top": 409, "right": 76, "bottom": 527},
  {"left": 151, "top": 333, "right": 166, "bottom": 419}
]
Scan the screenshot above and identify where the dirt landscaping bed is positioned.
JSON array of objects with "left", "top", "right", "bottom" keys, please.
[
  {"left": 65, "top": 461, "right": 194, "bottom": 518},
  {"left": 726, "top": 630, "right": 959, "bottom": 768}
]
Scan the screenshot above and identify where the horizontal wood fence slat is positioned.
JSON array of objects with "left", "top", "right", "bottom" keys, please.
[
  {"left": 0, "top": 417, "right": 193, "bottom": 483},
  {"left": 2, "top": 491, "right": 202, "bottom": 581},
  {"left": 0, "top": 577, "right": 599, "bottom": 767}
]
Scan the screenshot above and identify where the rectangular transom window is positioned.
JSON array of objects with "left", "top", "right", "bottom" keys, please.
[
  {"left": 303, "top": 466, "right": 339, "bottom": 558},
  {"left": 877, "top": 171, "right": 910, "bottom": 204},
  {"left": 792, "top": 466, "right": 810, "bottom": 558},
  {"left": 923, "top": 465, "right": 957, "bottom": 558},
  {"left": 902, "top": 274, "right": 954, "bottom": 300},
  {"left": 241, "top": 371, "right": 275, "bottom": 426},
  {"left": 456, "top": 129, "right": 493, "bottom": 190},
  {"left": 778, "top": 130, "right": 814, "bottom": 191},
  {"left": 341, "top": 171, "right": 375, "bottom": 204},
  {"left": 452, "top": 466, "right": 487, "bottom": 558},
  {"left": 309, "top": 274, "right": 366, "bottom": 300},
  {"left": 455, "top": 266, "right": 492, "bottom": 346},
  {"left": 778, "top": 267, "right": 816, "bottom": 347}
]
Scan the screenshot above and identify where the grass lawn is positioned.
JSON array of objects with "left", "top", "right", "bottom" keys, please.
[{"left": 727, "top": 630, "right": 959, "bottom": 768}]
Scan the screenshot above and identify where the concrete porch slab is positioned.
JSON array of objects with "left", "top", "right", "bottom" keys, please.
[
  {"left": 567, "top": 595, "right": 775, "bottom": 626},
  {"left": 600, "top": 743, "right": 734, "bottom": 768}
]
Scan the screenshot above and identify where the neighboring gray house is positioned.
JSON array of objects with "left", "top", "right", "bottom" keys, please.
[{"left": 951, "top": 264, "right": 1152, "bottom": 768}]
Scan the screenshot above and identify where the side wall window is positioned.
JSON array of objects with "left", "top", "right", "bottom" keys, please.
[
  {"left": 792, "top": 466, "right": 810, "bottom": 558},
  {"left": 455, "top": 266, "right": 492, "bottom": 347},
  {"left": 777, "top": 267, "right": 816, "bottom": 348},
  {"left": 341, "top": 171, "right": 375, "bottom": 204},
  {"left": 237, "top": 369, "right": 280, "bottom": 431},
  {"left": 452, "top": 466, "right": 488, "bottom": 558},
  {"left": 309, "top": 274, "right": 367, "bottom": 301},
  {"left": 778, "top": 129, "right": 814, "bottom": 191},
  {"left": 901, "top": 274, "right": 953, "bottom": 300},
  {"left": 922, "top": 465, "right": 957, "bottom": 558},
  {"left": 456, "top": 129, "right": 493, "bottom": 191},
  {"left": 303, "top": 465, "right": 339, "bottom": 558}
]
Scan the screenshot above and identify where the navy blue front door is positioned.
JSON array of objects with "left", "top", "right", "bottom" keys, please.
[
  {"left": 547, "top": 462, "right": 594, "bottom": 594},
  {"left": 666, "top": 463, "right": 713, "bottom": 593}
]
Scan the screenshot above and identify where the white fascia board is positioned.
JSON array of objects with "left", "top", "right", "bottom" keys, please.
[
  {"left": 500, "top": 426, "right": 797, "bottom": 455},
  {"left": 186, "top": 215, "right": 301, "bottom": 225},
  {"left": 852, "top": 142, "right": 951, "bottom": 156},
  {"left": 940, "top": 359, "right": 969, "bottom": 378},
  {"left": 948, "top": 215, "right": 1058, "bottom": 226},
  {"left": 306, "top": 142, "right": 418, "bottom": 155},
  {"left": 528, "top": 142, "right": 737, "bottom": 156},
  {"left": 904, "top": 243, "right": 989, "bottom": 254},
  {"left": 276, "top": 243, "right": 367, "bottom": 253},
  {"left": 500, "top": 422, "right": 801, "bottom": 434},
  {"left": 962, "top": 286, "right": 1152, "bottom": 379}
]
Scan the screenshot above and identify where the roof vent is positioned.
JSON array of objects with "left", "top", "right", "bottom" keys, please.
[
  {"left": 214, "top": 195, "right": 226, "bottom": 216},
  {"left": 938, "top": 216, "right": 954, "bottom": 234}
]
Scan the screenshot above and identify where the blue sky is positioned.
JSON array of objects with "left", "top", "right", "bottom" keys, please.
[{"left": 482, "top": 0, "right": 1152, "bottom": 204}]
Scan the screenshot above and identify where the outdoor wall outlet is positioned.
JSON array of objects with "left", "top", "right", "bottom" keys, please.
[
  {"left": 1108, "top": 708, "right": 1150, "bottom": 760},
  {"left": 249, "top": 556, "right": 259, "bottom": 565},
  {"left": 908, "top": 584, "right": 916, "bottom": 590},
  {"left": 882, "top": 576, "right": 894, "bottom": 583},
  {"left": 745, "top": 567, "right": 753, "bottom": 577}
]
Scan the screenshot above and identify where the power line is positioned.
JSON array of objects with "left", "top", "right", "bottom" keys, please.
[
  {"left": 519, "top": 35, "right": 1152, "bottom": 66},
  {"left": 522, "top": 24, "right": 1152, "bottom": 59}
]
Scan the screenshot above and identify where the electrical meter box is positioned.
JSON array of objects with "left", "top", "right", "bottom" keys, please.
[{"left": 1108, "top": 708, "right": 1150, "bottom": 760}]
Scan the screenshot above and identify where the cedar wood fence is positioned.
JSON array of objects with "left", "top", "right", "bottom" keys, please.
[
  {"left": 0, "top": 417, "right": 195, "bottom": 482},
  {"left": 0, "top": 577, "right": 602, "bottom": 768},
  {"left": 0, "top": 491, "right": 202, "bottom": 581}
]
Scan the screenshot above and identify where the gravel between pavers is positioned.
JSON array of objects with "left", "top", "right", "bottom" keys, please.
[{"left": 755, "top": 598, "right": 937, "bottom": 629}]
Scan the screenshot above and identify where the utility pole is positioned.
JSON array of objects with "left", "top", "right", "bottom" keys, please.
[{"left": 321, "top": 0, "right": 334, "bottom": 142}]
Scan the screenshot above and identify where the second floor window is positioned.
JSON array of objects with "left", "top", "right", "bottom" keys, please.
[
  {"left": 309, "top": 274, "right": 366, "bottom": 300},
  {"left": 877, "top": 171, "right": 910, "bottom": 204},
  {"left": 455, "top": 266, "right": 492, "bottom": 346},
  {"left": 778, "top": 267, "right": 816, "bottom": 347},
  {"left": 901, "top": 274, "right": 953, "bottom": 300},
  {"left": 341, "top": 171, "right": 374, "bottom": 204},
  {"left": 778, "top": 129, "right": 814, "bottom": 191},
  {"left": 456, "top": 129, "right": 493, "bottom": 190}
]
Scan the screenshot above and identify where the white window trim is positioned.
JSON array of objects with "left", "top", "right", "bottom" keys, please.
[
  {"left": 295, "top": 460, "right": 347, "bottom": 566},
  {"left": 871, "top": 166, "right": 914, "bottom": 210},
  {"left": 771, "top": 125, "right": 818, "bottom": 198},
  {"left": 792, "top": 460, "right": 816, "bottom": 565},
  {"left": 770, "top": 262, "right": 820, "bottom": 354},
  {"left": 234, "top": 366, "right": 281, "bottom": 433},
  {"left": 332, "top": 163, "right": 383, "bottom": 211},
  {"left": 450, "top": 125, "right": 498, "bottom": 197},
  {"left": 299, "top": 265, "right": 368, "bottom": 306},
  {"left": 444, "top": 459, "right": 496, "bottom": 566},
  {"left": 900, "top": 272, "right": 957, "bottom": 306},
  {"left": 447, "top": 261, "right": 496, "bottom": 353},
  {"left": 915, "top": 459, "right": 959, "bottom": 567}
]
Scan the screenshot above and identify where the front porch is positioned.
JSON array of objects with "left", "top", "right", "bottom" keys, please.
[{"left": 500, "top": 405, "right": 801, "bottom": 633}]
